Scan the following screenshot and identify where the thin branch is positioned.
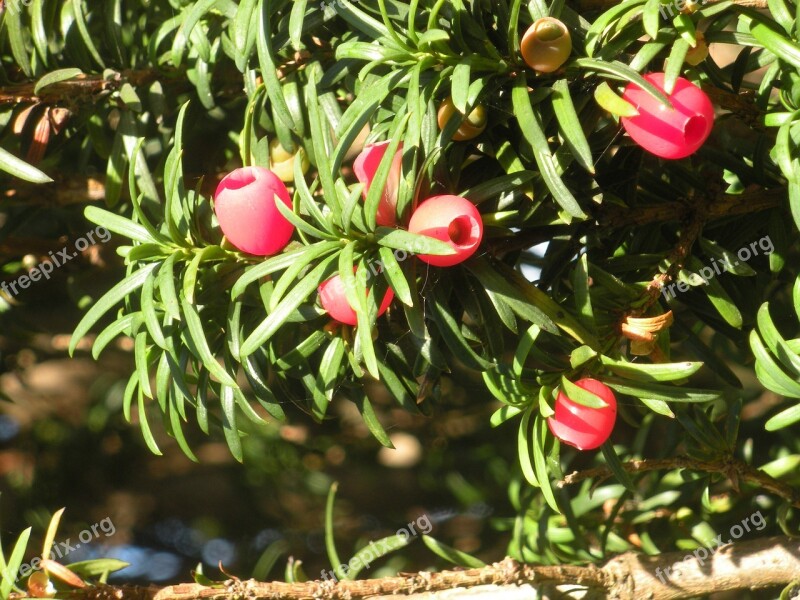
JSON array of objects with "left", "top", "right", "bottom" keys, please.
[
  {"left": 597, "top": 187, "right": 783, "bottom": 229},
  {"left": 0, "top": 51, "right": 322, "bottom": 108},
  {"left": 489, "top": 187, "right": 783, "bottom": 257},
  {"left": 30, "top": 536, "right": 800, "bottom": 600},
  {"left": 558, "top": 455, "right": 800, "bottom": 508},
  {"left": 621, "top": 185, "right": 786, "bottom": 315}
]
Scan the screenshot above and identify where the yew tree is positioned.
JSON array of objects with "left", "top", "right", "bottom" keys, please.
[{"left": 1, "top": 0, "right": 800, "bottom": 598}]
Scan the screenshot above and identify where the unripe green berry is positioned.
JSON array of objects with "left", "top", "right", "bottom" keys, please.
[
  {"left": 269, "top": 138, "right": 310, "bottom": 183},
  {"left": 437, "top": 97, "right": 487, "bottom": 141}
]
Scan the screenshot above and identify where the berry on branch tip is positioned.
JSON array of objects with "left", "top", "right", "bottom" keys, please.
[
  {"left": 213, "top": 166, "right": 295, "bottom": 256},
  {"left": 547, "top": 378, "right": 617, "bottom": 450}
]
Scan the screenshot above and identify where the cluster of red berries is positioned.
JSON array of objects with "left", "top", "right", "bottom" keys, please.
[
  {"left": 520, "top": 18, "right": 715, "bottom": 159},
  {"left": 516, "top": 20, "right": 705, "bottom": 450},
  {"left": 213, "top": 142, "right": 483, "bottom": 326}
]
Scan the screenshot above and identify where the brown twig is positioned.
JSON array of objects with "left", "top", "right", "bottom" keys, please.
[
  {"left": 636, "top": 195, "right": 710, "bottom": 312},
  {"left": 14, "top": 536, "right": 798, "bottom": 600},
  {"left": 0, "top": 49, "right": 324, "bottom": 108},
  {"left": 701, "top": 85, "right": 763, "bottom": 123},
  {"left": 622, "top": 184, "right": 784, "bottom": 315},
  {"left": 558, "top": 455, "right": 800, "bottom": 508}
]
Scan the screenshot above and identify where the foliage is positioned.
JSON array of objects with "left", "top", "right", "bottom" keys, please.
[
  {"left": 0, "top": 508, "right": 127, "bottom": 600},
  {"left": 2, "top": 0, "right": 800, "bottom": 592}
]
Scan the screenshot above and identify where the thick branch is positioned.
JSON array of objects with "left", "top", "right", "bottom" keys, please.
[
  {"left": 558, "top": 455, "right": 800, "bottom": 508},
  {"left": 0, "top": 70, "right": 162, "bottom": 107},
  {"left": 54, "top": 536, "right": 800, "bottom": 600},
  {"left": 0, "top": 51, "right": 319, "bottom": 107}
]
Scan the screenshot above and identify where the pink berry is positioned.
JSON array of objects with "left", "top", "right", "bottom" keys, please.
[
  {"left": 214, "top": 166, "right": 295, "bottom": 255},
  {"left": 353, "top": 141, "right": 404, "bottom": 227},
  {"left": 407, "top": 195, "right": 483, "bottom": 267},
  {"left": 547, "top": 378, "right": 617, "bottom": 450},
  {"left": 620, "top": 73, "right": 714, "bottom": 159},
  {"left": 318, "top": 273, "right": 394, "bottom": 326}
]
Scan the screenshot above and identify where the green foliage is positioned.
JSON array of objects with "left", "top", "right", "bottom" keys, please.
[
  {"left": 2, "top": 0, "right": 800, "bottom": 583},
  {"left": 0, "top": 509, "right": 128, "bottom": 599}
]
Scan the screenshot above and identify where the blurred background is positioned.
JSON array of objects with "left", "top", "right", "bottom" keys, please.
[{"left": 0, "top": 244, "right": 514, "bottom": 584}]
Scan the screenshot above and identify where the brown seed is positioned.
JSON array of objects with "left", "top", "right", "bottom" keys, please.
[
  {"left": 27, "top": 110, "right": 51, "bottom": 164},
  {"left": 48, "top": 107, "right": 72, "bottom": 135}
]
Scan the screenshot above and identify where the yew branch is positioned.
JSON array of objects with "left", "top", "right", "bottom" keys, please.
[{"left": 41, "top": 536, "right": 800, "bottom": 600}]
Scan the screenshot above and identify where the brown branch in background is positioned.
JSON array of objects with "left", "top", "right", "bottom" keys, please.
[
  {"left": 21, "top": 536, "right": 798, "bottom": 600},
  {"left": 701, "top": 85, "right": 763, "bottom": 123},
  {"left": 635, "top": 199, "right": 709, "bottom": 311},
  {"left": 2, "top": 175, "right": 105, "bottom": 206},
  {"left": 0, "top": 51, "right": 322, "bottom": 108},
  {"left": 558, "top": 455, "right": 800, "bottom": 508},
  {"left": 0, "top": 70, "right": 163, "bottom": 107},
  {"left": 597, "top": 187, "right": 784, "bottom": 229},
  {"left": 623, "top": 181, "right": 779, "bottom": 315},
  {"left": 488, "top": 187, "right": 783, "bottom": 257}
]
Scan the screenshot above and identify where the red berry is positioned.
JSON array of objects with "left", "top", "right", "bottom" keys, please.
[
  {"left": 353, "top": 141, "right": 404, "bottom": 227},
  {"left": 620, "top": 73, "right": 714, "bottom": 159},
  {"left": 407, "top": 195, "right": 483, "bottom": 267},
  {"left": 214, "top": 166, "right": 295, "bottom": 256},
  {"left": 318, "top": 273, "right": 394, "bottom": 326},
  {"left": 547, "top": 378, "right": 617, "bottom": 450}
]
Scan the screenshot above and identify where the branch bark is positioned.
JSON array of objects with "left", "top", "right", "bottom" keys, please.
[
  {"left": 57, "top": 536, "right": 800, "bottom": 600},
  {"left": 487, "top": 186, "right": 783, "bottom": 257},
  {"left": 0, "top": 70, "right": 162, "bottom": 107}
]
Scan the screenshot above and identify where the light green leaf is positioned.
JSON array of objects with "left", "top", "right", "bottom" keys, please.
[
  {"left": 0, "top": 146, "right": 52, "bottom": 184},
  {"left": 34, "top": 68, "right": 83, "bottom": 95},
  {"left": 71, "top": 264, "right": 158, "bottom": 355},
  {"left": 421, "top": 535, "right": 486, "bottom": 568}
]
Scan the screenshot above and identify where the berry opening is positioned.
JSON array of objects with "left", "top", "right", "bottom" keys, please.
[
  {"left": 535, "top": 20, "right": 564, "bottom": 42},
  {"left": 684, "top": 115, "right": 707, "bottom": 147},
  {"left": 221, "top": 169, "right": 257, "bottom": 191},
  {"left": 448, "top": 215, "right": 477, "bottom": 247}
]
